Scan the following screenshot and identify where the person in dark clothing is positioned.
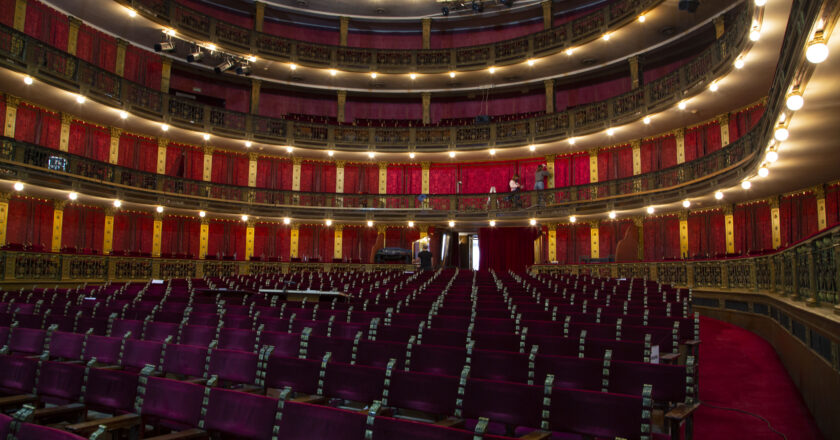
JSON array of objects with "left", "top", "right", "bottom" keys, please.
[{"left": 417, "top": 245, "right": 433, "bottom": 271}]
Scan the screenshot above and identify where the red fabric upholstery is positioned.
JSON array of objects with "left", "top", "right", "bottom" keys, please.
[
  {"left": 112, "top": 211, "right": 153, "bottom": 254},
  {"left": 61, "top": 204, "right": 105, "bottom": 252},
  {"left": 118, "top": 133, "right": 158, "bottom": 173},
  {"left": 6, "top": 197, "right": 53, "bottom": 248},
  {"left": 14, "top": 103, "right": 61, "bottom": 149},
  {"left": 478, "top": 226, "right": 540, "bottom": 272},
  {"left": 68, "top": 120, "right": 109, "bottom": 162},
  {"left": 161, "top": 216, "right": 200, "bottom": 257}
]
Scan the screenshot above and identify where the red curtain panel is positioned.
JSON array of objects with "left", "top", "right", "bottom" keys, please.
[
  {"left": 385, "top": 227, "right": 420, "bottom": 249},
  {"left": 642, "top": 58, "right": 691, "bottom": 84},
  {"left": 478, "top": 227, "right": 540, "bottom": 272},
  {"left": 555, "top": 76, "right": 632, "bottom": 111},
  {"left": 24, "top": 0, "right": 68, "bottom": 50},
  {"left": 169, "top": 68, "right": 250, "bottom": 113},
  {"left": 643, "top": 216, "right": 681, "bottom": 260},
  {"left": 165, "top": 143, "right": 204, "bottom": 180},
  {"left": 160, "top": 216, "right": 200, "bottom": 258},
  {"left": 256, "top": 156, "right": 293, "bottom": 190},
  {"left": 386, "top": 165, "right": 422, "bottom": 194},
  {"left": 826, "top": 184, "right": 840, "bottom": 229},
  {"left": 343, "top": 163, "right": 378, "bottom": 194},
  {"left": 458, "top": 161, "right": 517, "bottom": 194},
  {"left": 344, "top": 98, "right": 423, "bottom": 122},
  {"left": 346, "top": 31, "right": 422, "bottom": 50},
  {"left": 0, "top": 0, "right": 15, "bottom": 27},
  {"left": 76, "top": 24, "right": 117, "bottom": 72},
  {"left": 61, "top": 204, "right": 105, "bottom": 253},
  {"left": 180, "top": 0, "right": 253, "bottom": 28},
  {"left": 780, "top": 192, "right": 819, "bottom": 247},
  {"left": 6, "top": 197, "right": 53, "bottom": 248},
  {"left": 118, "top": 133, "right": 158, "bottom": 173},
  {"left": 599, "top": 220, "right": 633, "bottom": 260},
  {"left": 112, "top": 211, "right": 154, "bottom": 254},
  {"left": 641, "top": 135, "right": 677, "bottom": 173},
  {"left": 207, "top": 220, "right": 246, "bottom": 259},
  {"left": 253, "top": 223, "right": 291, "bottom": 261},
  {"left": 733, "top": 202, "right": 772, "bottom": 254},
  {"left": 431, "top": 20, "right": 542, "bottom": 48},
  {"left": 341, "top": 226, "right": 378, "bottom": 263},
  {"left": 14, "top": 103, "right": 61, "bottom": 149},
  {"left": 555, "top": 224, "right": 592, "bottom": 264},
  {"left": 684, "top": 121, "right": 722, "bottom": 162},
  {"left": 299, "top": 161, "right": 336, "bottom": 193},
  {"left": 68, "top": 120, "right": 110, "bottom": 162},
  {"left": 258, "top": 89, "right": 337, "bottom": 118},
  {"left": 296, "top": 225, "right": 333, "bottom": 262},
  {"left": 729, "top": 103, "right": 765, "bottom": 142},
  {"left": 688, "top": 210, "right": 726, "bottom": 258},
  {"left": 211, "top": 151, "right": 249, "bottom": 186},
  {"left": 597, "top": 145, "right": 633, "bottom": 181},
  {"left": 123, "top": 45, "right": 162, "bottom": 90},
  {"left": 262, "top": 21, "right": 339, "bottom": 45}
]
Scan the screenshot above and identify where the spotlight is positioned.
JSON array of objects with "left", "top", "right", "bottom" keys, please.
[
  {"left": 766, "top": 150, "right": 779, "bottom": 162},
  {"left": 529, "top": 218, "right": 537, "bottom": 226},
  {"left": 68, "top": 191, "right": 78, "bottom": 200},
  {"left": 568, "top": 138, "right": 576, "bottom": 145},
  {"left": 199, "top": 211, "right": 206, "bottom": 218},
  {"left": 127, "top": 8, "right": 137, "bottom": 17},
  {"left": 678, "top": 101, "right": 687, "bottom": 110},
  {"left": 734, "top": 58, "right": 745, "bottom": 69},
  {"left": 409, "top": 73, "right": 417, "bottom": 80},
  {"left": 638, "top": 15, "right": 646, "bottom": 22},
  {"left": 247, "top": 55, "right": 257, "bottom": 62},
  {"left": 241, "top": 215, "right": 249, "bottom": 222},
  {"left": 709, "top": 82, "right": 719, "bottom": 92},
  {"left": 608, "top": 211, "right": 617, "bottom": 219},
  {"left": 565, "top": 48, "right": 574, "bottom": 56},
  {"left": 235, "top": 63, "right": 252, "bottom": 76},
  {"left": 202, "top": 133, "right": 210, "bottom": 141},
  {"left": 327, "top": 150, "right": 334, "bottom": 157},
  {"left": 678, "top": 0, "right": 700, "bottom": 13},
  {"left": 206, "top": 44, "right": 216, "bottom": 52},
  {"left": 569, "top": 216, "right": 576, "bottom": 223},
  {"left": 758, "top": 166, "right": 769, "bottom": 178},
  {"left": 786, "top": 93, "right": 804, "bottom": 111},
  {"left": 156, "top": 206, "right": 164, "bottom": 213},
  {"left": 370, "top": 72, "right": 377, "bottom": 79},
  {"left": 13, "top": 182, "right": 23, "bottom": 191},
  {"left": 602, "top": 33, "right": 610, "bottom": 41},
  {"left": 286, "top": 146, "right": 294, "bottom": 153},
  {"left": 329, "top": 69, "right": 338, "bottom": 76},
  {"left": 449, "top": 151, "right": 456, "bottom": 158},
  {"left": 283, "top": 217, "right": 291, "bottom": 225},
  {"left": 448, "top": 220, "right": 455, "bottom": 227},
  {"left": 289, "top": 63, "right": 297, "bottom": 70},
  {"left": 23, "top": 76, "right": 32, "bottom": 85},
  {"left": 449, "top": 71, "right": 456, "bottom": 78},
  {"left": 367, "top": 220, "right": 374, "bottom": 227},
  {"left": 682, "top": 200, "right": 691, "bottom": 208},
  {"left": 715, "top": 191, "right": 724, "bottom": 200},
  {"left": 741, "top": 181, "right": 752, "bottom": 190},
  {"left": 606, "top": 128, "right": 615, "bottom": 136},
  {"left": 161, "top": 124, "right": 169, "bottom": 131},
  {"left": 325, "top": 219, "right": 333, "bottom": 226},
  {"left": 119, "top": 110, "right": 128, "bottom": 119},
  {"left": 488, "top": 67, "right": 496, "bottom": 74},
  {"left": 75, "top": 95, "right": 86, "bottom": 104},
  {"left": 186, "top": 49, "right": 203, "bottom": 63},
  {"left": 528, "top": 145, "right": 536, "bottom": 152},
  {"left": 409, "top": 152, "right": 416, "bottom": 159},
  {"left": 806, "top": 36, "right": 829, "bottom": 64},
  {"left": 214, "top": 59, "right": 234, "bottom": 74},
  {"left": 774, "top": 127, "right": 789, "bottom": 141},
  {"left": 527, "top": 59, "right": 535, "bottom": 66},
  {"left": 647, "top": 206, "right": 655, "bottom": 214},
  {"left": 643, "top": 116, "right": 651, "bottom": 124},
  {"left": 408, "top": 221, "right": 415, "bottom": 227},
  {"left": 154, "top": 41, "right": 174, "bottom": 52},
  {"left": 245, "top": 141, "right": 252, "bottom": 148},
  {"left": 113, "top": 200, "right": 122, "bottom": 208},
  {"left": 368, "top": 152, "right": 376, "bottom": 158},
  {"left": 489, "top": 149, "right": 496, "bottom": 156}
]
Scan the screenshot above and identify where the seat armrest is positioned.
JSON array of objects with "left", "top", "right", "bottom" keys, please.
[
  {"left": 519, "top": 430, "right": 552, "bottom": 440},
  {"left": 66, "top": 413, "right": 141, "bottom": 436},
  {"left": 234, "top": 385, "right": 264, "bottom": 394},
  {"left": 32, "top": 403, "right": 86, "bottom": 423},
  {"left": 0, "top": 394, "right": 37, "bottom": 410},
  {"left": 434, "top": 417, "right": 464, "bottom": 428},
  {"left": 665, "top": 402, "right": 701, "bottom": 421},
  {"left": 183, "top": 377, "right": 208, "bottom": 385},
  {"left": 291, "top": 395, "right": 327, "bottom": 405},
  {"left": 661, "top": 352, "right": 680, "bottom": 364},
  {"left": 683, "top": 339, "right": 701, "bottom": 346},
  {"left": 144, "top": 428, "right": 208, "bottom": 440}
]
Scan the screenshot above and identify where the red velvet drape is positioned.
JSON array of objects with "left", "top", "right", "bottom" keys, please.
[
  {"left": 118, "top": 133, "right": 158, "bottom": 173},
  {"left": 386, "top": 165, "right": 422, "bottom": 194},
  {"left": 459, "top": 161, "right": 517, "bottom": 194},
  {"left": 123, "top": 45, "right": 162, "bottom": 90},
  {"left": 170, "top": 69, "right": 250, "bottom": 113},
  {"left": 255, "top": 156, "right": 293, "bottom": 190},
  {"left": 341, "top": 226, "right": 378, "bottom": 263},
  {"left": 385, "top": 227, "right": 420, "bottom": 250},
  {"left": 780, "top": 192, "right": 818, "bottom": 247},
  {"left": 14, "top": 103, "right": 61, "bottom": 149},
  {"left": 826, "top": 184, "right": 840, "bottom": 229},
  {"left": 299, "top": 161, "right": 336, "bottom": 193},
  {"left": 729, "top": 104, "right": 765, "bottom": 142},
  {"left": 112, "top": 211, "right": 153, "bottom": 254},
  {"left": 180, "top": 0, "right": 253, "bottom": 28},
  {"left": 343, "top": 163, "right": 378, "bottom": 194},
  {"left": 211, "top": 151, "right": 249, "bottom": 186},
  {"left": 553, "top": 153, "right": 590, "bottom": 187},
  {"left": 207, "top": 220, "right": 246, "bottom": 259},
  {"left": 160, "top": 216, "right": 200, "bottom": 258},
  {"left": 6, "top": 197, "right": 53, "bottom": 248},
  {"left": 599, "top": 220, "right": 632, "bottom": 260},
  {"left": 555, "top": 76, "right": 631, "bottom": 111},
  {"left": 643, "top": 216, "right": 681, "bottom": 260},
  {"left": 555, "top": 224, "right": 590, "bottom": 264},
  {"left": 684, "top": 122, "right": 722, "bottom": 161},
  {"left": 640, "top": 135, "right": 677, "bottom": 173},
  {"left": 0, "top": 0, "right": 15, "bottom": 27},
  {"left": 253, "top": 223, "right": 291, "bottom": 261},
  {"left": 297, "top": 225, "right": 333, "bottom": 262},
  {"left": 262, "top": 21, "right": 339, "bottom": 45},
  {"left": 76, "top": 24, "right": 117, "bottom": 72},
  {"left": 597, "top": 145, "right": 633, "bottom": 181},
  {"left": 688, "top": 210, "right": 726, "bottom": 258},
  {"left": 258, "top": 89, "right": 337, "bottom": 118},
  {"left": 68, "top": 120, "right": 110, "bottom": 162},
  {"left": 24, "top": 0, "right": 68, "bottom": 50},
  {"left": 478, "top": 227, "right": 540, "bottom": 272},
  {"left": 165, "top": 143, "right": 204, "bottom": 180},
  {"left": 733, "top": 202, "right": 772, "bottom": 254},
  {"left": 61, "top": 204, "right": 104, "bottom": 253},
  {"left": 431, "top": 20, "right": 542, "bottom": 48}
]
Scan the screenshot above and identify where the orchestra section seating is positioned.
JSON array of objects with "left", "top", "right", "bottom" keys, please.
[{"left": 0, "top": 269, "right": 700, "bottom": 439}]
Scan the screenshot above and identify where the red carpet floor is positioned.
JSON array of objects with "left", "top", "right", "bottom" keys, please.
[{"left": 693, "top": 316, "right": 824, "bottom": 440}]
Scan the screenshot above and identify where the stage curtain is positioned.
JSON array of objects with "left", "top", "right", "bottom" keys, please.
[
  {"left": 478, "top": 227, "right": 540, "bottom": 272},
  {"left": 123, "top": 46, "right": 162, "bottom": 90},
  {"left": 385, "top": 227, "right": 420, "bottom": 249},
  {"left": 165, "top": 143, "right": 204, "bottom": 180},
  {"left": 643, "top": 216, "right": 681, "bottom": 260},
  {"left": 6, "top": 197, "right": 53, "bottom": 248},
  {"left": 599, "top": 220, "right": 632, "bottom": 260},
  {"left": 14, "top": 103, "right": 61, "bottom": 149},
  {"left": 597, "top": 145, "right": 633, "bottom": 181},
  {"left": 118, "top": 133, "right": 158, "bottom": 173},
  {"left": 112, "top": 211, "right": 153, "bottom": 254},
  {"left": 729, "top": 103, "right": 765, "bottom": 142},
  {"left": 299, "top": 161, "right": 336, "bottom": 193},
  {"left": 76, "top": 24, "right": 117, "bottom": 72},
  {"left": 826, "top": 184, "right": 840, "bottom": 228},
  {"left": 253, "top": 223, "right": 291, "bottom": 261},
  {"left": 386, "top": 164, "right": 422, "bottom": 209},
  {"left": 160, "top": 216, "right": 200, "bottom": 258},
  {"left": 641, "top": 134, "right": 677, "bottom": 173},
  {"left": 211, "top": 151, "right": 249, "bottom": 186},
  {"left": 0, "top": 0, "right": 15, "bottom": 27},
  {"left": 207, "top": 220, "right": 246, "bottom": 259},
  {"left": 343, "top": 163, "right": 378, "bottom": 194},
  {"left": 688, "top": 210, "right": 726, "bottom": 258},
  {"left": 341, "top": 226, "right": 378, "bottom": 263},
  {"left": 24, "top": 0, "right": 68, "bottom": 50},
  {"left": 684, "top": 121, "right": 722, "bottom": 161},
  {"left": 256, "top": 156, "right": 293, "bottom": 189},
  {"left": 61, "top": 204, "right": 104, "bottom": 253},
  {"left": 780, "top": 192, "right": 818, "bottom": 247},
  {"left": 68, "top": 120, "right": 109, "bottom": 162},
  {"left": 733, "top": 202, "right": 772, "bottom": 254},
  {"left": 458, "top": 161, "right": 517, "bottom": 194}
]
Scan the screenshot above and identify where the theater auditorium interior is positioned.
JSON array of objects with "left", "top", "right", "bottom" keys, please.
[{"left": 0, "top": 0, "right": 839, "bottom": 438}]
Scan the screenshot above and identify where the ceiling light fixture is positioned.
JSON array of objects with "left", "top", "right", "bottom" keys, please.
[
  {"left": 13, "top": 182, "right": 23, "bottom": 191},
  {"left": 449, "top": 71, "right": 456, "bottom": 78},
  {"left": 489, "top": 149, "right": 496, "bottom": 156},
  {"left": 786, "top": 92, "right": 804, "bottom": 111},
  {"left": 156, "top": 206, "right": 164, "bottom": 213},
  {"left": 638, "top": 15, "right": 646, "bottom": 23},
  {"left": 119, "top": 110, "right": 128, "bottom": 119},
  {"left": 408, "top": 221, "right": 415, "bottom": 227},
  {"left": 527, "top": 59, "right": 535, "bottom": 66},
  {"left": 409, "top": 73, "right": 417, "bottom": 80},
  {"left": 368, "top": 152, "right": 376, "bottom": 158},
  {"left": 449, "top": 151, "right": 456, "bottom": 158},
  {"left": 709, "top": 82, "right": 719, "bottom": 92},
  {"left": 602, "top": 33, "right": 611, "bottom": 41},
  {"left": 774, "top": 127, "right": 789, "bottom": 141},
  {"left": 285, "top": 146, "right": 293, "bottom": 153},
  {"left": 23, "top": 76, "right": 33, "bottom": 85},
  {"left": 113, "top": 200, "right": 122, "bottom": 208},
  {"left": 569, "top": 216, "right": 577, "bottom": 223},
  {"left": 682, "top": 200, "right": 691, "bottom": 208},
  {"left": 370, "top": 72, "right": 377, "bottom": 79},
  {"left": 448, "top": 220, "right": 455, "bottom": 227},
  {"left": 714, "top": 191, "right": 724, "bottom": 200},
  {"left": 409, "top": 152, "right": 416, "bottom": 159},
  {"left": 245, "top": 141, "right": 252, "bottom": 148},
  {"left": 608, "top": 211, "right": 617, "bottom": 219},
  {"left": 766, "top": 150, "right": 779, "bottom": 162},
  {"left": 568, "top": 138, "right": 576, "bottom": 145},
  {"left": 202, "top": 133, "right": 210, "bottom": 141},
  {"left": 367, "top": 220, "right": 374, "bottom": 227},
  {"left": 565, "top": 48, "right": 574, "bottom": 56},
  {"left": 199, "top": 211, "right": 206, "bottom": 218},
  {"left": 329, "top": 69, "right": 337, "bottom": 76},
  {"left": 758, "top": 166, "right": 769, "bottom": 178},
  {"left": 75, "top": 95, "right": 86, "bottom": 104},
  {"left": 68, "top": 192, "right": 78, "bottom": 200},
  {"left": 489, "top": 220, "right": 496, "bottom": 227},
  {"left": 160, "top": 124, "right": 169, "bottom": 131},
  {"left": 741, "top": 180, "right": 752, "bottom": 190},
  {"left": 646, "top": 206, "right": 655, "bottom": 214},
  {"left": 734, "top": 58, "right": 745, "bottom": 69},
  {"left": 528, "top": 145, "right": 536, "bottom": 152},
  {"left": 283, "top": 217, "right": 291, "bottom": 225},
  {"left": 606, "top": 128, "right": 615, "bottom": 136},
  {"left": 488, "top": 67, "right": 496, "bottom": 74},
  {"left": 327, "top": 150, "right": 334, "bottom": 157},
  {"left": 643, "top": 116, "right": 651, "bottom": 124},
  {"left": 529, "top": 219, "right": 537, "bottom": 226},
  {"left": 678, "top": 101, "right": 687, "bottom": 110},
  {"left": 241, "top": 215, "right": 249, "bottom": 222},
  {"left": 289, "top": 63, "right": 297, "bottom": 70},
  {"left": 806, "top": 32, "right": 829, "bottom": 63}
]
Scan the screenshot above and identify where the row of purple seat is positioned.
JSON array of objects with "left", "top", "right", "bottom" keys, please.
[{"left": 0, "top": 414, "right": 89, "bottom": 440}]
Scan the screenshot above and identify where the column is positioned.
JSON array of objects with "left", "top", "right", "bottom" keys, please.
[
  {"left": 115, "top": 39, "right": 128, "bottom": 76},
  {"left": 290, "top": 224, "right": 300, "bottom": 259},
  {"left": 421, "top": 162, "right": 431, "bottom": 194},
  {"left": 675, "top": 128, "right": 686, "bottom": 164},
  {"left": 547, "top": 225, "right": 557, "bottom": 262},
  {"left": 67, "top": 17, "right": 81, "bottom": 56},
  {"left": 337, "top": 90, "right": 347, "bottom": 123},
  {"left": 815, "top": 185, "right": 827, "bottom": 230},
  {"left": 633, "top": 218, "right": 644, "bottom": 261},
  {"left": 59, "top": 113, "right": 72, "bottom": 152},
  {"left": 335, "top": 160, "right": 346, "bottom": 193},
  {"left": 339, "top": 17, "right": 349, "bottom": 46},
  {"left": 292, "top": 157, "right": 302, "bottom": 191},
  {"left": 544, "top": 80, "right": 555, "bottom": 114},
  {"left": 245, "top": 219, "right": 255, "bottom": 260},
  {"left": 541, "top": 0, "right": 552, "bottom": 29},
  {"left": 51, "top": 200, "right": 66, "bottom": 252},
  {"left": 254, "top": 1, "right": 265, "bottom": 32},
  {"left": 718, "top": 113, "right": 730, "bottom": 147},
  {"left": 679, "top": 212, "right": 689, "bottom": 258},
  {"left": 199, "top": 218, "right": 209, "bottom": 259},
  {"left": 629, "top": 56, "right": 640, "bottom": 89},
  {"left": 724, "top": 205, "right": 735, "bottom": 254},
  {"left": 13, "top": 0, "right": 26, "bottom": 31},
  {"left": 109, "top": 128, "right": 121, "bottom": 164},
  {"left": 248, "top": 152, "right": 258, "bottom": 187},
  {"left": 770, "top": 196, "right": 781, "bottom": 249},
  {"left": 333, "top": 224, "right": 343, "bottom": 261},
  {"left": 157, "top": 138, "right": 168, "bottom": 174},
  {"left": 250, "top": 79, "right": 261, "bottom": 114},
  {"left": 0, "top": 193, "right": 10, "bottom": 246},
  {"left": 631, "top": 140, "right": 641, "bottom": 175},
  {"left": 103, "top": 208, "right": 115, "bottom": 255},
  {"left": 544, "top": 154, "right": 556, "bottom": 189},
  {"left": 4, "top": 95, "right": 19, "bottom": 138},
  {"left": 714, "top": 16, "right": 725, "bottom": 39},
  {"left": 422, "top": 93, "right": 431, "bottom": 125},
  {"left": 161, "top": 58, "right": 172, "bottom": 93},
  {"left": 588, "top": 149, "right": 598, "bottom": 183},
  {"left": 202, "top": 146, "right": 214, "bottom": 182},
  {"left": 152, "top": 213, "right": 163, "bottom": 257},
  {"left": 418, "top": 224, "right": 429, "bottom": 240},
  {"left": 421, "top": 18, "right": 431, "bottom": 50},
  {"left": 589, "top": 221, "right": 600, "bottom": 259},
  {"left": 378, "top": 162, "right": 388, "bottom": 195}
]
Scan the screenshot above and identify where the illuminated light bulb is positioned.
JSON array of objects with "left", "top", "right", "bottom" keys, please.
[
  {"left": 758, "top": 166, "right": 769, "bottom": 178},
  {"left": 786, "top": 93, "right": 804, "bottom": 111},
  {"left": 715, "top": 191, "right": 724, "bottom": 200},
  {"left": 489, "top": 220, "right": 496, "bottom": 227},
  {"left": 489, "top": 149, "right": 496, "bottom": 156},
  {"left": 283, "top": 217, "right": 291, "bottom": 225},
  {"left": 164, "top": 29, "right": 175, "bottom": 36},
  {"left": 529, "top": 145, "right": 536, "bottom": 152},
  {"left": 682, "top": 200, "right": 691, "bottom": 208},
  {"left": 113, "top": 200, "right": 122, "bottom": 208},
  {"left": 285, "top": 146, "right": 293, "bottom": 153},
  {"left": 754, "top": 0, "right": 766, "bottom": 6},
  {"left": 449, "top": 151, "right": 456, "bottom": 158},
  {"left": 247, "top": 55, "right": 257, "bottom": 62},
  {"left": 488, "top": 67, "right": 496, "bottom": 74},
  {"left": 643, "top": 116, "right": 651, "bottom": 125},
  {"left": 774, "top": 127, "right": 789, "bottom": 141},
  {"left": 119, "top": 110, "right": 128, "bottom": 119},
  {"left": 68, "top": 192, "right": 78, "bottom": 200},
  {"left": 638, "top": 15, "right": 646, "bottom": 23},
  {"left": 75, "top": 95, "right": 86, "bottom": 104},
  {"left": 608, "top": 211, "right": 617, "bottom": 219},
  {"left": 449, "top": 71, "right": 456, "bottom": 78},
  {"left": 245, "top": 141, "right": 252, "bottom": 148},
  {"left": 289, "top": 63, "right": 297, "bottom": 70},
  {"left": 23, "top": 76, "right": 33, "bottom": 85},
  {"left": 766, "top": 150, "right": 779, "bottom": 162},
  {"left": 409, "top": 152, "right": 416, "bottom": 159},
  {"left": 408, "top": 221, "right": 415, "bottom": 227},
  {"left": 241, "top": 215, "right": 249, "bottom": 222},
  {"left": 678, "top": 101, "right": 687, "bottom": 110},
  {"left": 734, "top": 58, "right": 745, "bottom": 69},
  {"left": 606, "top": 128, "right": 615, "bottom": 136},
  {"left": 156, "top": 206, "right": 164, "bottom": 213},
  {"left": 409, "top": 73, "right": 417, "bottom": 80},
  {"left": 368, "top": 152, "right": 376, "bottom": 159},
  {"left": 370, "top": 72, "right": 377, "bottom": 79},
  {"left": 529, "top": 219, "right": 537, "bottom": 226},
  {"left": 448, "top": 220, "right": 455, "bottom": 227},
  {"left": 206, "top": 44, "right": 216, "bottom": 52},
  {"left": 806, "top": 40, "right": 829, "bottom": 64},
  {"left": 329, "top": 69, "right": 337, "bottom": 76},
  {"left": 602, "top": 33, "right": 611, "bottom": 41},
  {"left": 199, "top": 211, "right": 206, "bottom": 218},
  {"left": 127, "top": 8, "right": 137, "bottom": 17},
  {"left": 565, "top": 48, "right": 574, "bottom": 56},
  {"left": 569, "top": 216, "right": 577, "bottom": 223},
  {"left": 161, "top": 124, "right": 169, "bottom": 132},
  {"left": 568, "top": 138, "right": 576, "bottom": 145},
  {"left": 327, "top": 150, "right": 334, "bottom": 157},
  {"left": 749, "top": 29, "right": 761, "bottom": 41},
  {"left": 367, "top": 220, "right": 374, "bottom": 227},
  {"left": 202, "top": 133, "right": 210, "bottom": 141},
  {"left": 527, "top": 59, "right": 535, "bottom": 66},
  {"left": 709, "top": 82, "right": 719, "bottom": 92},
  {"left": 13, "top": 182, "right": 23, "bottom": 191},
  {"left": 741, "top": 180, "right": 752, "bottom": 190},
  {"left": 646, "top": 206, "right": 655, "bottom": 214},
  {"left": 778, "top": 113, "right": 786, "bottom": 123}
]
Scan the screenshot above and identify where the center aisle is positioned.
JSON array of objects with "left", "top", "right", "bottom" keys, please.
[{"left": 693, "top": 316, "right": 824, "bottom": 440}]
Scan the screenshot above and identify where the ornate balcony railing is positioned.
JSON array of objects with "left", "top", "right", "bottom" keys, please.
[
  {"left": 0, "top": 4, "right": 750, "bottom": 152},
  {"left": 121, "top": 0, "right": 661, "bottom": 74}
]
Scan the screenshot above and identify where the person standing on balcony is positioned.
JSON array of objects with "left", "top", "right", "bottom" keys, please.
[
  {"left": 534, "top": 164, "right": 551, "bottom": 205},
  {"left": 508, "top": 174, "right": 523, "bottom": 208}
]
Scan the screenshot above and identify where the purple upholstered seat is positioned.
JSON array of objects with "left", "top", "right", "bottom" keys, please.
[
  {"left": 144, "top": 322, "right": 179, "bottom": 342},
  {"left": 17, "top": 423, "right": 88, "bottom": 440},
  {"left": 48, "top": 331, "right": 84, "bottom": 360},
  {"left": 0, "top": 354, "right": 37, "bottom": 395},
  {"left": 110, "top": 319, "right": 143, "bottom": 338},
  {"left": 218, "top": 327, "right": 256, "bottom": 351},
  {"left": 372, "top": 415, "right": 516, "bottom": 440},
  {"left": 462, "top": 379, "right": 543, "bottom": 431},
  {"left": 83, "top": 368, "right": 138, "bottom": 414},
  {"left": 82, "top": 335, "right": 122, "bottom": 365},
  {"left": 180, "top": 325, "right": 216, "bottom": 347},
  {"left": 8, "top": 327, "right": 46, "bottom": 355},
  {"left": 534, "top": 356, "right": 602, "bottom": 391},
  {"left": 121, "top": 339, "right": 164, "bottom": 371},
  {"left": 140, "top": 376, "right": 204, "bottom": 431},
  {"left": 323, "top": 362, "right": 385, "bottom": 403},
  {"left": 259, "top": 331, "right": 300, "bottom": 358},
  {"left": 411, "top": 345, "right": 466, "bottom": 377},
  {"left": 547, "top": 388, "right": 644, "bottom": 439},
  {"left": 0, "top": 414, "right": 10, "bottom": 439},
  {"left": 387, "top": 370, "right": 459, "bottom": 416},
  {"left": 264, "top": 356, "right": 321, "bottom": 395},
  {"left": 162, "top": 344, "right": 207, "bottom": 378},
  {"left": 274, "top": 401, "right": 367, "bottom": 440},
  {"left": 208, "top": 348, "right": 258, "bottom": 385},
  {"left": 611, "top": 361, "right": 687, "bottom": 403},
  {"left": 355, "top": 340, "right": 405, "bottom": 369},
  {"left": 205, "top": 388, "right": 277, "bottom": 439},
  {"left": 307, "top": 336, "right": 353, "bottom": 363},
  {"left": 36, "top": 361, "right": 85, "bottom": 404}
]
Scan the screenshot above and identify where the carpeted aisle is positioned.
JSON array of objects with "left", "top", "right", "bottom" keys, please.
[{"left": 693, "top": 316, "right": 824, "bottom": 440}]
